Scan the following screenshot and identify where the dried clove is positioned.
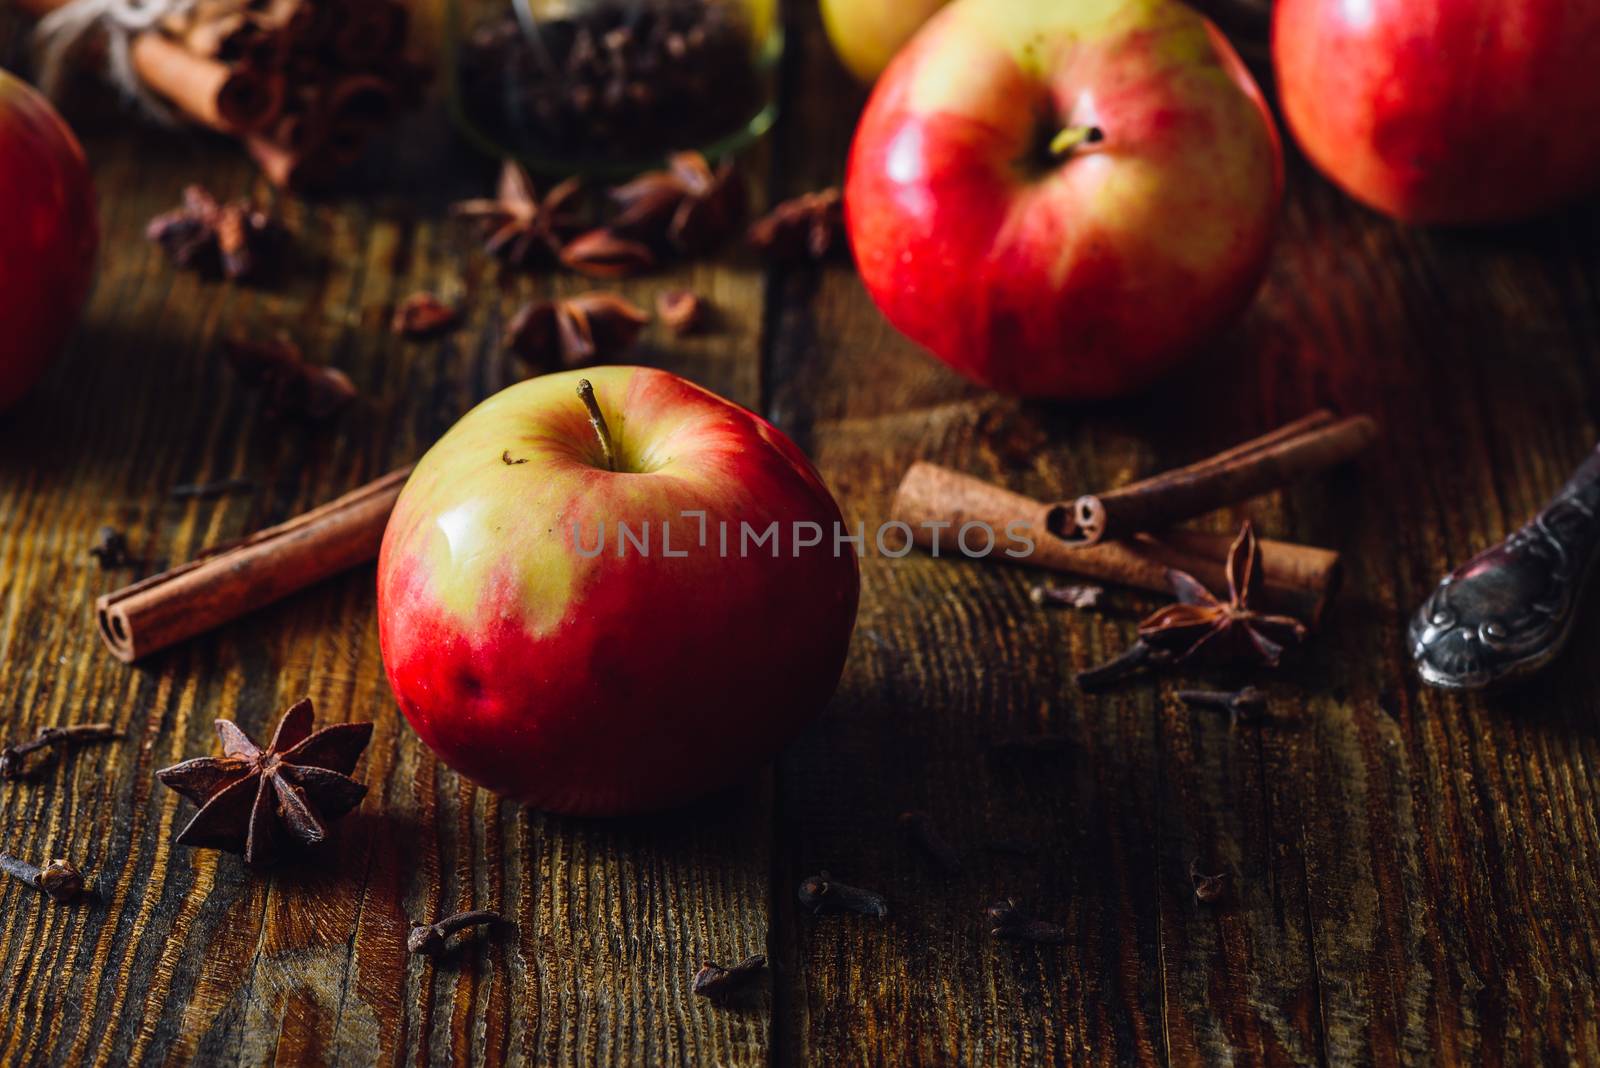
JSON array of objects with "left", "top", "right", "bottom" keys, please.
[
  {"left": 1030, "top": 583, "right": 1103, "bottom": 609},
  {"left": 1176, "top": 687, "right": 1268, "bottom": 726},
  {"left": 1190, "top": 860, "right": 1229, "bottom": 905},
  {"left": 408, "top": 909, "right": 505, "bottom": 955},
  {"left": 898, "top": 810, "right": 962, "bottom": 874},
  {"left": 1076, "top": 639, "right": 1168, "bottom": 691},
  {"left": 224, "top": 335, "right": 356, "bottom": 423},
  {"left": 1, "top": 722, "right": 119, "bottom": 781},
  {"left": 391, "top": 292, "right": 462, "bottom": 338},
  {"left": 692, "top": 954, "right": 767, "bottom": 1002},
  {"left": 985, "top": 900, "right": 1065, "bottom": 944},
  {"left": 657, "top": 289, "right": 708, "bottom": 335},
  {"left": 797, "top": 872, "right": 887, "bottom": 917},
  {"left": 170, "top": 477, "right": 257, "bottom": 500},
  {"left": 0, "top": 854, "right": 86, "bottom": 903},
  {"left": 88, "top": 526, "right": 134, "bottom": 570}
]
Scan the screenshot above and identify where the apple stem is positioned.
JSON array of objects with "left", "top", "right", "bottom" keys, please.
[
  {"left": 576, "top": 379, "right": 617, "bottom": 472},
  {"left": 1049, "top": 125, "right": 1104, "bottom": 158}
]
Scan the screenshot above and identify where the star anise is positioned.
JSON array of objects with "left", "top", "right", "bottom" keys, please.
[
  {"left": 155, "top": 698, "right": 373, "bottom": 867},
  {"left": 505, "top": 291, "right": 650, "bottom": 370},
  {"left": 608, "top": 150, "right": 745, "bottom": 255},
  {"left": 1139, "top": 521, "right": 1307, "bottom": 667},
  {"left": 224, "top": 334, "right": 356, "bottom": 423},
  {"left": 1077, "top": 522, "right": 1307, "bottom": 690},
  {"left": 452, "top": 162, "right": 585, "bottom": 269},
  {"left": 146, "top": 184, "right": 287, "bottom": 282},
  {"left": 747, "top": 188, "right": 844, "bottom": 264}
]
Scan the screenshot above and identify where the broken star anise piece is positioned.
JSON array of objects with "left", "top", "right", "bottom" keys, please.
[
  {"left": 747, "top": 187, "right": 844, "bottom": 264},
  {"left": 558, "top": 227, "right": 657, "bottom": 279},
  {"left": 657, "top": 289, "right": 708, "bottom": 335},
  {"left": 391, "top": 291, "right": 461, "bottom": 338},
  {"left": 505, "top": 291, "right": 650, "bottom": 370},
  {"left": 156, "top": 698, "right": 373, "bottom": 868},
  {"left": 1138, "top": 520, "right": 1308, "bottom": 668},
  {"left": 609, "top": 150, "right": 745, "bottom": 256},
  {"left": 453, "top": 162, "right": 585, "bottom": 269},
  {"left": 224, "top": 334, "right": 357, "bottom": 423},
  {"left": 146, "top": 184, "right": 288, "bottom": 282}
]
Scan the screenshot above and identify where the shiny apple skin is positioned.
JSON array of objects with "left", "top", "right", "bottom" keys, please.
[
  {"left": 0, "top": 69, "right": 97, "bottom": 411},
  {"left": 1275, "top": 0, "right": 1600, "bottom": 225},
  {"left": 845, "top": 0, "right": 1281, "bottom": 400},
  {"left": 377, "top": 367, "right": 860, "bottom": 815}
]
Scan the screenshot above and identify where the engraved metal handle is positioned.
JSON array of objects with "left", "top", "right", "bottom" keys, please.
[{"left": 1410, "top": 447, "right": 1600, "bottom": 690}]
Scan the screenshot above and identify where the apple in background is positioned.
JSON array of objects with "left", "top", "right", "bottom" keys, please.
[
  {"left": 377, "top": 367, "right": 860, "bottom": 815},
  {"left": 820, "top": 0, "right": 951, "bottom": 83},
  {"left": 845, "top": 0, "right": 1281, "bottom": 400},
  {"left": 1274, "top": 0, "right": 1600, "bottom": 224},
  {"left": 0, "top": 68, "right": 97, "bottom": 411}
]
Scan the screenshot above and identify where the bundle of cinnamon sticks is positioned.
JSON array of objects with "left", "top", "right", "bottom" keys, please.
[
  {"left": 892, "top": 412, "right": 1377, "bottom": 623},
  {"left": 24, "top": 0, "right": 427, "bottom": 188}
]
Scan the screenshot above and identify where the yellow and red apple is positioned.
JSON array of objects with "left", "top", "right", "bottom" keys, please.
[
  {"left": 0, "top": 68, "right": 97, "bottom": 411},
  {"left": 377, "top": 367, "right": 860, "bottom": 815},
  {"left": 820, "top": 0, "right": 951, "bottom": 83},
  {"left": 1275, "top": 0, "right": 1600, "bottom": 224},
  {"left": 845, "top": 0, "right": 1282, "bottom": 400}
]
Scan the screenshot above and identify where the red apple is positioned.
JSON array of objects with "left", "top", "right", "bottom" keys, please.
[
  {"left": 377, "top": 367, "right": 860, "bottom": 815},
  {"left": 1275, "top": 0, "right": 1600, "bottom": 225},
  {"left": 845, "top": 0, "right": 1281, "bottom": 400},
  {"left": 0, "top": 68, "right": 97, "bottom": 411}
]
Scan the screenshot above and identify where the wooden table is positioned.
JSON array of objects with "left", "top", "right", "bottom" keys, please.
[{"left": 3, "top": 5, "right": 1599, "bottom": 1065}]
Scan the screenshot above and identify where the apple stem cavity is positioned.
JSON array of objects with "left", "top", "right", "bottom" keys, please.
[
  {"left": 576, "top": 378, "right": 617, "bottom": 472},
  {"left": 1049, "top": 125, "right": 1104, "bottom": 158}
]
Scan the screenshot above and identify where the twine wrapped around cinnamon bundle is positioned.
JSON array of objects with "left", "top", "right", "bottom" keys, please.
[{"left": 24, "top": 0, "right": 428, "bottom": 188}]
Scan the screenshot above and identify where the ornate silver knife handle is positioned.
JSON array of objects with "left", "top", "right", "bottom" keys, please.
[{"left": 1410, "top": 446, "right": 1600, "bottom": 690}]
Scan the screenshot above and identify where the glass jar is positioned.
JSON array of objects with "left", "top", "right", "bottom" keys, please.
[{"left": 446, "top": 0, "right": 781, "bottom": 174}]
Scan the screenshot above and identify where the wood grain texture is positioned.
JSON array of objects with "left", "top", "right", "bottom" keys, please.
[
  {"left": 0, "top": 16, "right": 772, "bottom": 1066},
  {"left": 764, "top": 5, "right": 1600, "bottom": 1067},
  {"left": 2, "top": 2, "right": 1600, "bottom": 1065}
]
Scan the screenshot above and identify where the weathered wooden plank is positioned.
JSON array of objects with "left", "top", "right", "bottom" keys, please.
[
  {"left": 0, "top": 16, "right": 775, "bottom": 1062},
  {"left": 5, "top": 1, "right": 1600, "bottom": 1062},
  {"left": 762, "top": 3, "right": 1600, "bottom": 1066}
]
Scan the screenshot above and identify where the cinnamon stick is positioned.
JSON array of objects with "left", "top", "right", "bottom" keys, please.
[
  {"left": 130, "top": 31, "right": 281, "bottom": 132},
  {"left": 95, "top": 466, "right": 412, "bottom": 662},
  {"left": 890, "top": 462, "right": 1340, "bottom": 623},
  {"left": 1050, "top": 412, "right": 1377, "bottom": 547},
  {"left": 247, "top": 134, "right": 334, "bottom": 190}
]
